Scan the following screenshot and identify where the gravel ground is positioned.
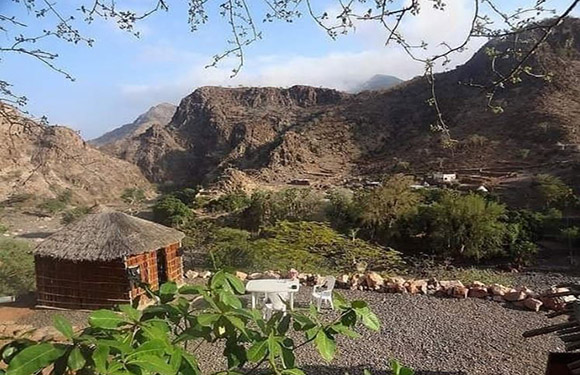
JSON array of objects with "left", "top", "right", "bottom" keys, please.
[
  {"left": 511, "top": 271, "right": 580, "bottom": 292},
  {"left": 16, "top": 273, "right": 578, "bottom": 375}
]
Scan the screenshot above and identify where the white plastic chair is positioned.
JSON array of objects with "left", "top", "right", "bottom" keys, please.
[
  {"left": 311, "top": 276, "right": 336, "bottom": 311},
  {"left": 262, "top": 292, "right": 288, "bottom": 320}
]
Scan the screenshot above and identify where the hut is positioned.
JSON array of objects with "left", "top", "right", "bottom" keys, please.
[{"left": 34, "top": 210, "right": 185, "bottom": 310}]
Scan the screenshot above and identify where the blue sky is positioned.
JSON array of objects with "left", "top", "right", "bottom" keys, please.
[{"left": 1, "top": 0, "right": 578, "bottom": 138}]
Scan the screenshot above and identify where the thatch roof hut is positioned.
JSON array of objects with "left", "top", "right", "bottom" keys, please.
[{"left": 34, "top": 210, "right": 185, "bottom": 310}]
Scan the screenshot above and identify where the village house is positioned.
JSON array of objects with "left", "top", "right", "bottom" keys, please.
[
  {"left": 34, "top": 209, "right": 185, "bottom": 310},
  {"left": 432, "top": 172, "right": 457, "bottom": 183}
]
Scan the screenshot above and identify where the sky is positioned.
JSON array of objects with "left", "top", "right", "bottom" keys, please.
[{"left": 1, "top": 0, "right": 578, "bottom": 139}]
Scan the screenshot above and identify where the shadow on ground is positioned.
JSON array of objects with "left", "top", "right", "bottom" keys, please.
[{"left": 301, "top": 364, "right": 466, "bottom": 375}]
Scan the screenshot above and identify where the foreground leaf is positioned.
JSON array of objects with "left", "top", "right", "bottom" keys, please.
[
  {"left": 53, "top": 316, "right": 74, "bottom": 340},
  {"left": 7, "top": 343, "right": 66, "bottom": 375},
  {"left": 89, "top": 310, "right": 125, "bottom": 329},
  {"left": 314, "top": 330, "right": 336, "bottom": 362}
]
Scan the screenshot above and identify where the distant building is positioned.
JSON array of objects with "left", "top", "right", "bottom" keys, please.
[
  {"left": 476, "top": 185, "right": 489, "bottom": 193},
  {"left": 433, "top": 172, "right": 457, "bottom": 183}
]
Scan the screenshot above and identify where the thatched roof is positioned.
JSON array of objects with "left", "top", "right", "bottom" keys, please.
[{"left": 34, "top": 211, "right": 185, "bottom": 261}]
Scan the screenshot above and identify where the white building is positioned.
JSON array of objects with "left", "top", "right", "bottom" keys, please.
[{"left": 433, "top": 172, "right": 457, "bottom": 182}]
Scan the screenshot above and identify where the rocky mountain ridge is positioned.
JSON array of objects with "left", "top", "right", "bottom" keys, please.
[
  {"left": 0, "top": 107, "right": 152, "bottom": 203},
  {"left": 103, "top": 18, "right": 580, "bottom": 192}
]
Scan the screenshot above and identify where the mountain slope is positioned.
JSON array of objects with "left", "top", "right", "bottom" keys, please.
[
  {"left": 117, "top": 18, "right": 580, "bottom": 191},
  {"left": 90, "top": 103, "right": 176, "bottom": 157},
  {"left": 353, "top": 74, "right": 404, "bottom": 92},
  {"left": 0, "top": 107, "right": 152, "bottom": 203}
]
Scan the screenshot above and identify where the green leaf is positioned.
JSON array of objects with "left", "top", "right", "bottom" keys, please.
[
  {"left": 197, "top": 314, "right": 221, "bottom": 327},
  {"left": 160, "top": 282, "right": 178, "bottom": 297},
  {"left": 226, "top": 315, "right": 248, "bottom": 337},
  {"left": 125, "top": 339, "right": 167, "bottom": 361},
  {"left": 179, "top": 285, "right": 204, "bottom": 295},
  {"left": 280, "top": 347, "right": 295, "bottom": 369},
  {"left": 67, "top": 347, "right": 85, "bottom": 371},
  {"left": 292, "top": 313, "right": 316, "bottom": 331},
  {"left": 314, "top": 330, "right": 336, "bottom": 362},
  {"left": 127, "top": 354, "right": 175, "bottom": 374},
  {"left": 210, "top": 270, "right": 227, "bottom": 289},
  {"left": 267, "top": 336, "right": 281, "bottom": 362},
  {"left": 225, "top": 273, "right": 245, "bottom": 294},
  {"left": 118, "top": 304, "right": 142, "bottom": 322},
  {"left": 92, "top": 345, "right": 109, "bottom": 373},
  {"left": 6, "top": 343, "right": 66, "bottom": 375},
  {"left": 220, "top": 292, "right": 242, "bottom": 309},
  {"left": 246, "top": 340, "right": 268, "bottom": 362},
  {"left": 53, "top": 316, "right": 74, "bottom": 340},
  {"left": 331, "top": 323, "right": 361, "bottom": 338},
  {"left": 89, "top": 310, "right": 125, "bottom": 329},
  {"left": 363, "top": 370, "right": 372, "bottom": 375},
  {"left": 277, "top": 314, "right": 291, "bottom": 335},
  {"left": 361, "top": 310, "right": 380, "bottom": 331}
]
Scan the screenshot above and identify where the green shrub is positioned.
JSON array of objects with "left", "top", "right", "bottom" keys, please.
[
  {"left": 507, "top": 240, "right": 538, "bottom": 267},
  {"left": 61, "top": 206, "right": 92, "bottom": 224},
  {"left": 240, "top": 188, "right": 325, "bottom": 231},
  {"left": 533, "top": 174, "right": 576, "bottom": 209},
  {"left": 325, "top": 188, "right": 360, "bottom": 232},
  {"left": 206, "top": 190, "right": 251, "bottom": 213},
  {"left": 153, "top": 195, "right": 194, "bottom": 227},
  {"left": 0, "top": 238, "right": 34, "bottom": 296},
  {"left": 0, "top": 271, "right": 381, "bottom": 375},
  {"left": 209, "top": 221, "right": 404, "bottom": 273},
  {"left": 120, "top": 188, "right": 146, "bottom": 206},
  {"left": 170, "top": 187, "right": 199, "bottom": 207},
  {"left": 37, "top": 198, "right": 67, "bottom": 215},
  {"left": 0, "top": 222, "right": 7, "bottom": 234}
]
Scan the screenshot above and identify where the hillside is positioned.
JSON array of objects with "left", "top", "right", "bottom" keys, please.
[
  {"left": 115, "top": 18, "right": 580, "bottom": 191},
  {"left": 353, "top": 74, "right": 404, "bottom": 92},
  {"left": 0, "top": 107, "right": 152, "bottom": 203},
  {"left": 90, "top": 103, "right": 176, "bottom": 158}
]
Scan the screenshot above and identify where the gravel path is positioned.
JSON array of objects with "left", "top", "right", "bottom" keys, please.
[{"left": 14, "top": 275, "right": 576, "bottom": 375}]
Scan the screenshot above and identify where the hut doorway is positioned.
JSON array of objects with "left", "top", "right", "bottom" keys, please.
[{"left": 156, "top": 248, "right": 168, "bottom": 284}]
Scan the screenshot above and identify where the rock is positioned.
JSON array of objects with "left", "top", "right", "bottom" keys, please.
[
  {"left": 247, "top": 272, "right": 263, "bottom": 280},
  {"left": 263, "top": 270, "right": 281, "bottom": 279},
  {"left": 200, "top": 270, "right": 212, "bottom": 279},
  {"left": 235, "top": 271, "right": 248, "bottom": 281},
  {"left": 287, "top": 268, "right": 299, "bottom": 280},
  {"left": 523, "top": 298, "right": 543, "bottom": 312},
  {"left": 365, "top": 272, "right": 384, "bottom": 289},
  {"left": 386, "top": 280, "right": 407, "bottom": 294},
  {"left": 297, "top": 273, "right": 308, "bottom": 283},
  {"left": 540, "top": 288, "right": 577, "bottom": 311},
  {"left": 490, "top": 284, "right": 510, "bottom": 296},
  {"left": 492, "top": 295, "right": 505, "bottom": 303},
  {"left": 504, "top": 290, "right": 526, "bottom": 302},
  {"left": 406, "top": 279, "right": 428, "bottom": 295},
  {"left": 471, "top": 281, "right": 487, "bottom": 288},
  {"left": 185, "top": 270, "right": 199, "bottom": 279},
  {"left": 350, "top": 274, "right": 364, "bottom": 289},
  {"left": 388, "top": 276, "right": 406, "bottom": 285},
  {"left": 515, "top": 286, "right": 537, "bottom": 298},
  {"left": 439, "top": 280, "right": 468, "bottom": 298},
  {"left": 468, "top": 286, "right": 489, "bottom": 299},
  {"left": 336, "top": 274, "right": 350, "bottom": 289}
]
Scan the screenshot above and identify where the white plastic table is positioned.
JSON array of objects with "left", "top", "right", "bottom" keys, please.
[{"left": 246, "top": 279, "right": 300, "bottom": 310}]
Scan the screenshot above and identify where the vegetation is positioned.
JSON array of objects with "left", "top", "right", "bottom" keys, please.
[
  {"left": 0, "top": 238, "right": 34, "bottom": 296},
  {"left": 0, "top": 271, "right": 381, "bottom": 375},
  {"left": 422, "top": 266, "right": 514, "bottom": 287},
  {"left": 121, "top": 188, "right": 147, "bottom": 207},
  {"left": 153, "top": 195, "right": 194, "bottom": 227},
  {"left": 0, "top": 222, "right": 7, "bottom": 235},
  {"left": 209, "top": 221, "right": 404, "bottom": 274},
  {"left": 61, "top": 206, "right": 92, "bottom": 225},
  {"left": 206, "top": 191, "right": 251, "bottom": 213},
  {"left": 533, "top": 174, "right": 576, "bottom": 209},
  {"left": 36, "top": 189, "right": 73, "bottom": 216}
]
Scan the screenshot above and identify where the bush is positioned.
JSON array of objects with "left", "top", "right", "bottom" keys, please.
[
  {"left": 425, "top": 192, "right": 507, "bottom": 261},
  {"left": 533, "top": 174, "right": 576, "bottom": 209},
  {"left": 507, "top": 240, "right": 538, "bottom": 267},
  {"left": 0, "top": 222, "right": 7, "bottom": 234},
  {"left": 152, "top": 195, "right": 194, "bottom": 227},
  {"left": 206, "top": 190, "right": 251, "bottom": 213},
  {"left": 0, "top": 271, "right": 381, "bottom": 375},
  {"left": 209, "top": 221, "right": 404, "bottom": 273},
  {"left": 170, "top": 187, "right": 199, "bottom": 207},
  {"left": 36, "top": 189, "right": 74, "bottom": 215},
  {"left": 0, "top": 238, "right": 34, "bottom": 296},
  {"left": 325, "top": 188, "right": 360, "bottom": 232},
  {"left": 240, "top": 188, "right": 325, "bottom": 231},
  {"left": 61, "top": 206, "right": 92, "bottom": 224},
  {"left": 120, "top": 188, "right": 146, "bottom": 206}
]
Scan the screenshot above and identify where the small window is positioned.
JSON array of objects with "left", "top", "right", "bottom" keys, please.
[{"left": 127, "top": 265, "right": 141, "bottom": 283}]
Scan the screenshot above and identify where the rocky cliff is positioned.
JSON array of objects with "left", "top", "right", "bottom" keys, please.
[
  {"left": 116, "top": 18, "right": 580, "bottom": 190},
  {"left": 0, "top": 107, "right": 152, "bottom": 203}
]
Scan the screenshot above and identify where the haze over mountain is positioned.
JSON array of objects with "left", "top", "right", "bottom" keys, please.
[
  {"left": 90, "top": 103, "right": 176, "bottom": 158},
  {"left": 352, "top": 74, "right": 404, "bottom": 92},
  {"left": 0, "top": 107, "right": 152, "bottom": 203},
  {"left": 104, "top": 18, "right": 579, "bottom": 192}
]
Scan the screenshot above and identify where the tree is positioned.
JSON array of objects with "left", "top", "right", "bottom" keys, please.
[
  {"left": 427, "top": 192, "right": 507, "bottom": 261},
  {"left": 153, "top": 195, "right": 194, "bottom": 227},
  {"left": 1, "top": 0, "right": 578, "bottom": 140},
  {"left": 0, "top": 238, "right": 34, "bottom": 296},
  {"left": 0, "top": 270, "right": 384, "bottom": 375},
  {"left": 356, "top": 174, "right": 421, "bottom": 239},
  {"left": 533, "top": 174, "right": 576, "bottom": 209}
]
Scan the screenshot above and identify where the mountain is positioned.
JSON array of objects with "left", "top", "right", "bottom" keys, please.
[
  {"left": 0, "top": 107, "right": 152, "bottom": 203},
  {"left": 353, "top": 74, "right": 404, "bottom": 92},
  {"left": 115, "top": 18, "right": 580, "bottom": 192},
  {"left": 90, "top": 103, "right": 176, "bottom": 157}
]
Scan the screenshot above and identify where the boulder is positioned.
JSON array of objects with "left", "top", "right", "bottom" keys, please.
[
  {"left": 504, "top": 290, "right": 526, "bottom": 302},
  {"left": 468, "top": 286, "right": 489, "bottom": 299},
  {"left": 350, "top": 274, "right": 364, "bottom": 289},
  {"left": 247, "top": 272, "right": 263, "bottom": 280},
  {"left": 492, "top": 295, "right": 505, "bottom": 303},
  {"left": 365, "top": 272, "right": 384, "bottom": 289},
  {"left": 540, "top": 288, "right": 577, "bottom": 311},
  {"left": 515, "top": 286, "right": 537, "bottom": 299},
  {"left": 200, "top": 270, "right": 212, "bottom": 279},
  {"left": 440, "top": 280, "right": 468, "bottom": 298},
  {"left": 185, "top": 270, "right": 199, "bottom": 280},
  {"left": 406, "top": 279, "right": 428, "bottom": 295},
  {"left": 386, "top": 281, "right": 407, "bottom": 294},
  {"left": 471, "top": 281, "right": 487, "bottom": 288},
  {"left": 263, "top": 270, "right": 281, "bottom": 279},
  {"left": 235, "top": 271, "right": 248, "bottom": 281},
  {"left": 523, "top": 298, "right": 543, "bottom": 312},
  {"left": 387, "top": 276, "right": 406, "bottom": 285},
  {"left": 490, "top": 284, "right": 510, "bottom": 296}
]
